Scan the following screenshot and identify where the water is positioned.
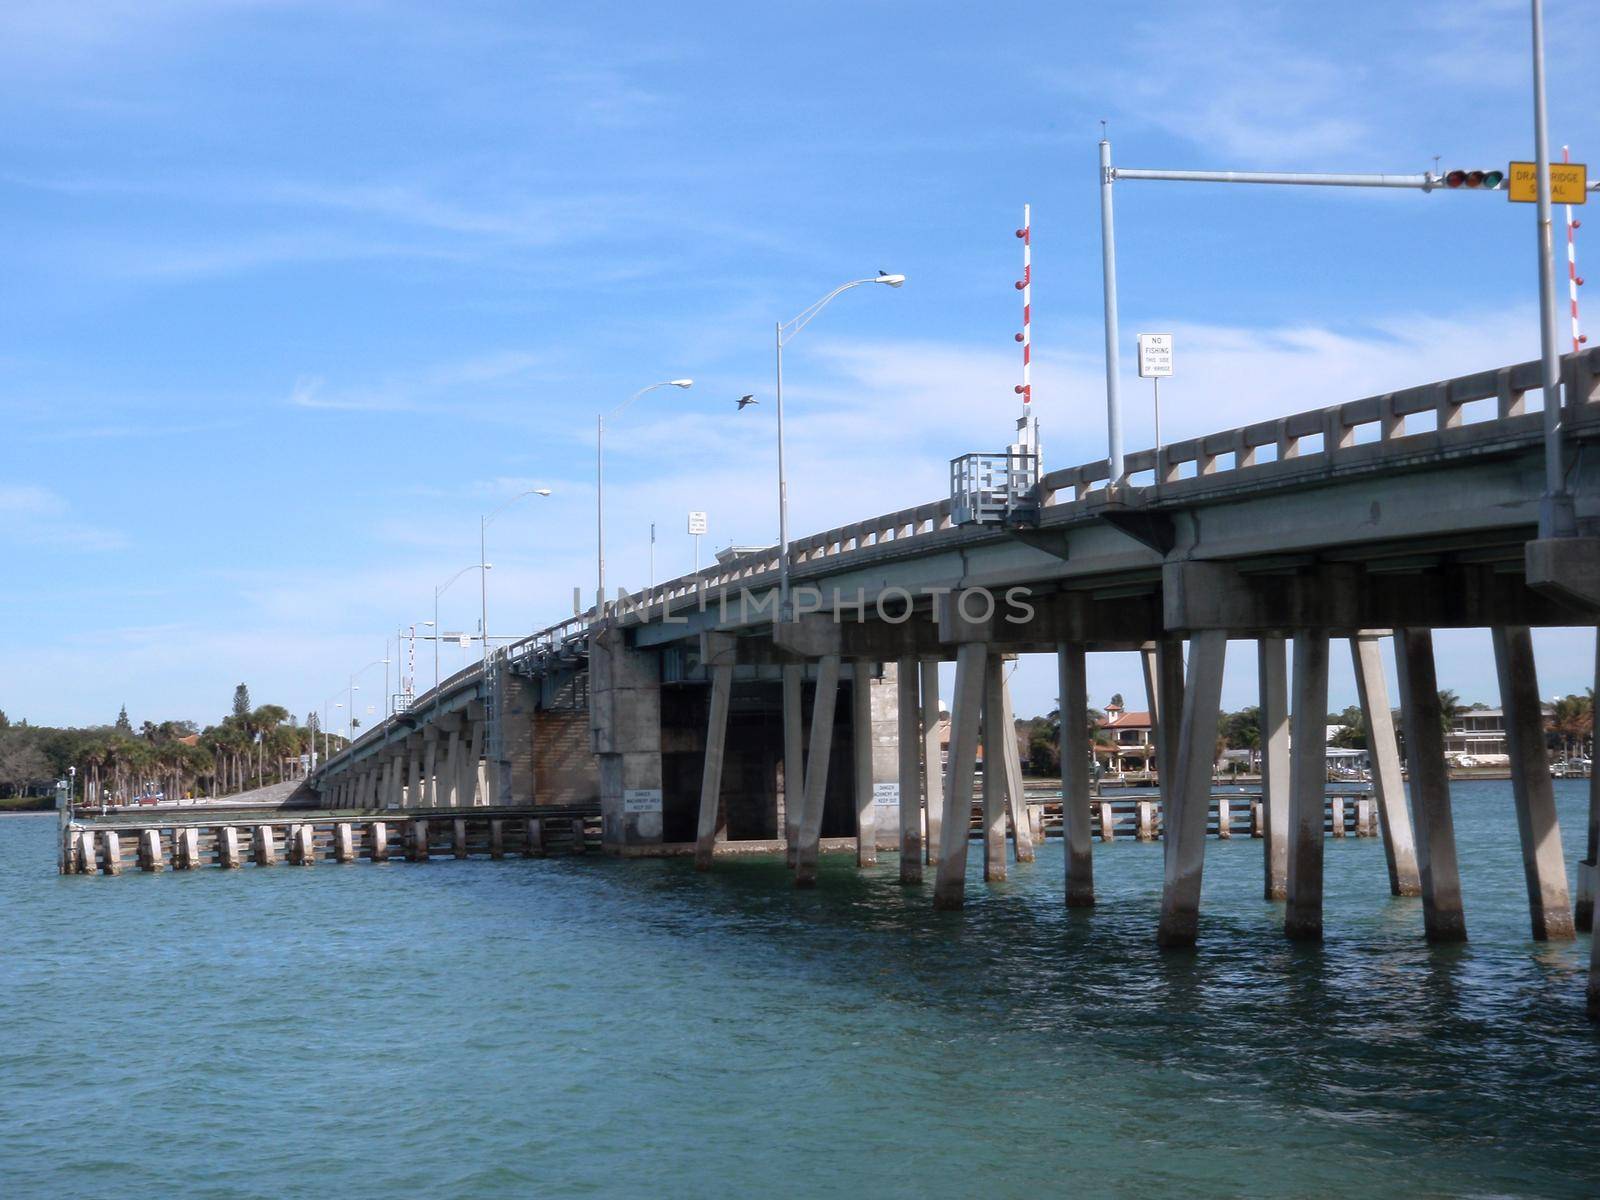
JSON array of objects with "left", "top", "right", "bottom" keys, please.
[{"left": 5, "top": 780, "right": 1599, "bottom": 1198}]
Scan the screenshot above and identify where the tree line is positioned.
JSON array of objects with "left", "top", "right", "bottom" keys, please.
[{"left": 0, "top": 682, "right": 348, "bottom": 806}]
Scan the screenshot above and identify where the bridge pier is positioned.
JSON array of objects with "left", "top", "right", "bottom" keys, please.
[
  {"left": 980, "top": 655, "right": 1007, "bottom": 882},
  {"left": 422, "top": 728, "right": 440, "bottom": 806},
  {"left": 997, "top": 664, "right": 1035, "bottom": 862},
  {"left": 1059, "top": 642, "right": 1094, "bottom": 906},
  {"left": 1395, "top": 628, "right": 1467, "bottom": 943},
  {"left": 920, "top": 660, "right": 942, "bottom": 866},
  {"left": 852, "top": 659, "right": 879, "bottom": 868},
  {"left": 694, "top": 634, "right": 736, "bottom": 870},
  {"left": 591, "top": 627, "right": 666, "bottom": 854},
  {"left": 1257, "top": 636, "right": 1290, "bottom": 900},
  {"left": 252, "top": 825, "right": 277, "bottom": 866},
  {"left": 782, "top": 663, "right": 805, "bottom": 866},
  {"left": 896, "top": 656, "right": 922, "bottom": 883},
  {"left": 793, "top": 653, "right": 841, "bottom": 887},
  {"left": 933, "top": 640, "right": 986, "bottom": 909},
  {"left": 1285, "top": 631, "right": 1330, "bottom": 941},
  {"left": 1492, "top": 625, "right": 1574, "bottom": 940},
  {"left": 1156, "top": 631, "right": 1227, "bottom": 947},
  {"left": 1351, "top": 632, "right": 1421, "bottom": 896}
]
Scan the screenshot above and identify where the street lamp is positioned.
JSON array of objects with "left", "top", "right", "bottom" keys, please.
[
  {"left": 435, "top": 563, "right": 491, "bottom": 687},
  {"left": 481, "top": 488, "right": 552, "bottom": 661},
  {"left": 597, "top": 380, "right": 692, "bottom": 617},
  {"left": 773, "top": 274, "right": 904, "bottom": 616}
]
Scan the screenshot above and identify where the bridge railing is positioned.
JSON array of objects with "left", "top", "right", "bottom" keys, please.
[{"left": 487, "top": 348, "right": 1600, "bottom": 683}]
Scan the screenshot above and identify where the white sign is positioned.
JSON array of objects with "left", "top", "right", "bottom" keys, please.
[
  {"left": 687, "top": 511, "right": 708, "bottom": 535},
  {"left": 872, "top": 782, "right": 900, "bottom": 806},
  {"left": 623, "top": 788, "right": 663, "bottom": 814},
  {"left": 1137, "top": 333, "right": 1173, "bottom": 379}
]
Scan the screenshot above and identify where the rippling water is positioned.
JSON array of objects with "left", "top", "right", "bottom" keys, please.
[{"left": 5, "top": 780, "right": 1599, "bottom": 1198}]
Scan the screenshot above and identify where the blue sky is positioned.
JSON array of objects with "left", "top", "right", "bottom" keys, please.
[{"left": 3, "top": 0, "right": 1597, "bottom": 730}]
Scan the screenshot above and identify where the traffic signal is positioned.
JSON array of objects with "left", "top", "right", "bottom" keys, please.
[{"left": 1444, "top": 168, "right": 1505, "bottom": 190}]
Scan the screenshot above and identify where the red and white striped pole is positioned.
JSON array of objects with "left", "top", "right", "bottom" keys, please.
[
  {"left": 1565, "top": 146, "right": 1586, "bottom": 352},
  {"left": 1014, "top": 204, "right": 1032, "bottom": 416}
]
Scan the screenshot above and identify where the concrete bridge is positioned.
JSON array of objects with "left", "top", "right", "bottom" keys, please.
[{"left": 310, "top": 347, "right": 1600, "bottom": 1013}]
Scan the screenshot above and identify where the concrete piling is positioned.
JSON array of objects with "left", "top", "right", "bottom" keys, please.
[
  {"left": 933, "top": 641, "right": 987, "bottom": 910},
  {"left": 333, "top": 823, "right": 355, "bottom": 863},
  {"left": 1580, "top": 635, "right": 1600, "bottom": 933},
  {"left": 920, "top": 660, "right": 942, "bottom": 866},
  {"left": 980, "top": 655, "right": 1007, "bottom": 883},
  {"left": 454, "top": 818, "right": 469, "bottom": 860},
  {"left": 794, "top": 653, "right": 841, "bottom": 888},
  {"left": 1157, "top": 631, "right": 1227, "bottom": 948},
  {"left": 1351, "top": 632, "right": 1421, "bottom": 896},
  {"left": 137, "top": 828, "right": 164, "bottom": 872},
  {"left": 1285, "top": 631, "right": 1330, "bottom": 941},
  {"left": 782, "top": 663, "right": 805, "bottom": 866},
  {"left": 896, "top": 655, "right": 923, "bottom": 884},
  {"left": 490, "top": 819, "right": 505, "bottom": 859},
  {"left": 410, "top": 819, "right": 430, "bottom": 862},
  {"left": 694, "top": 648, "right": 734, "bottom": 871},
  {"left": 997, "top": 666, "right": 1034, "bottom": 863},
  {"left": 175, "top": 826, "right": 200, "bottom": 869},
  {"left": 102, "top": 830, "right": 121, "bottom": 874},
  {"left": 368, "top": 821, "right": 389, "bottom": 862},
  {"left": 1492, "top": 625, "right": 1575, "bottom": 940},
  {"left": 1395, "top": 628, "right": 1467, "bottom": 943},
  {"left": 1059, "top": 643, "right": 1094, "bottom": 906},
  {"left": 853, "top": 660, "right": 879, "bottom": 868},
  {"left": 1257, "top": 636, "right": 1290, "bottom": 899}
]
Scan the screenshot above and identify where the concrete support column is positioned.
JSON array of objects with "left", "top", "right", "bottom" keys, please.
[
  {"left": 175, "top": 826, "right": 200, "bottom": 870},
  {"left": 1145, "top": 638, "right": 1185, "bottom": 803},
  {"left": 464, "top": 714, "right": 485, "bottom": 806},
  {"left": 410, "top": 818, "right": 430, "bottom": 862},
  {"left": 454, "top": 818, "right": 469, "bottom": 859},
  {"left": 334, "top": 823, "right": 355, "bottom": 863},
  {"left": 1582, "top": 634, "right": 1600, "bottom": 932},
  {"left": 998, "top": 666, "right": 1035, "bottom": 863},
  {"left": 368, "top": 821, "right": 389, "bottom": 862},
  {"left": 980, "top": 655, "right": 1008, "bottom": 882},
  {"left": 920, "top": 660, "right": 942, "bottom": 865},
  {"left": 853, "top": 660, "right": 879, "bottom": 868},
  {"left": 793, "top": 653, "right": 842, "bottom": 887},
  {"left": 389, "top": 751, "right": 407, "bottom": 808},
  {"left": 407, "top": 739, "right": 423, "bottom": 807},
  {"left": 782, "top": 663, "right": 805, "bottom": 866},
  {"left": 217, "top": 826, "right": 242, "bottom": 869},
  {"left": 1285, "top": 631, "right": 1331, "bottom": 941},
  {"left": 933, "top": 642, "right": 988, "bottom": 910},
  {"left": 693, "top": 640, "right": 735, "bottom": 871},
  {"left": 896, "top": 656, "right": 923, "bottom": 884},
  {"left": 443, "top": 728, "right": 462, "bottom": 807},
  {"left": 1395, "top": 628, "right": 1467, "bottom": 943},
  {"left": 1059, "top": 642, "right": 1094, "bottom": 907},
  {"left": 590, "top": 628, "right": 665, "bottom": 853},
  {"left": 1351, "top": 632, "right": 1422, "bottom": 896},
  {"left": 252, "top": 825, "right": 277, "bottom": 866},
  {"left": 1156, "top": 632, "right": 1227, "bottom": 947},
  {"left": 423, "top": 730, "right": 439, "bottom": 807},
  {"left": 376, "top": 759, "right": 392, "bottom": 811},
  {"left": 1257, "top": 636, "right": 1290, "bottom": 900},
  {"left": 101, "top": 830, "right": 121, "bottom": 874},
  {"left": 1492, "top": 625, "right": 1575, "bottom": 940}
]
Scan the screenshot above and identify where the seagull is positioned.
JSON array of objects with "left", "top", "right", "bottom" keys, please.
[{"left": 737, "top": 394, "right": 758, "bottom": 410}]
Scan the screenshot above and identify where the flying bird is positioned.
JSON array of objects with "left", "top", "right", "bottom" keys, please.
[{"left": 737, "top": 394, "right": 758, "bottom": 410}]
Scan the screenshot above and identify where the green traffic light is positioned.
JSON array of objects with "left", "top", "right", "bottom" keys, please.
[{"left": 1482, "top": 170, "right": 1504, "bottom": 189}]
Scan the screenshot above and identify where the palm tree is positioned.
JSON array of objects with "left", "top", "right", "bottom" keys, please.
[
  {"left": 1437, "top": 689, "right": 1465, "bottom": 739},
  {"left": 1551, "top": 693, "right": 1593, "bottom": 763}
]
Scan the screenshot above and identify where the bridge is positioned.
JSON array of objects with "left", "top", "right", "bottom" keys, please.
[{"left": 302, "top": 346, "right": 1600, "bottom": 1012}]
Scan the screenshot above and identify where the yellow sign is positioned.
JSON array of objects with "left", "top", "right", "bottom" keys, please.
[{"left": 1508, "top": 161, "right": 1587, "bottom": 204}]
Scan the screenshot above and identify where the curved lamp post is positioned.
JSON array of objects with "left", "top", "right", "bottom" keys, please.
[
  {"left": 434, "top": 563, "right": 490, "bottom": 687},
  {"left": 774, "top": 274, "right": 903, "bottom": 615}
]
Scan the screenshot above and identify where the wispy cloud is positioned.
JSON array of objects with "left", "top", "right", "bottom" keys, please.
[
  {"left": 287, "top": 350, "right": 547, "bottom": 413},
  {"left": 0, "top": 483, "right": 125, "bottom": 550}
]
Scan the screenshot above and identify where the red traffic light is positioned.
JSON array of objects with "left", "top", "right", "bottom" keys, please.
[
  {"left": 1443, "top": 168, "right": 1503, "bottom": 189},
  {"left": 1446, "top": 170, "right": 1466, "bottom": 188}
]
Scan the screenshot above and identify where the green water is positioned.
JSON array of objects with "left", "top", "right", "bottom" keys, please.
[{"left": 5, "top": 780, "right": 1599, "bottom": 1198}]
